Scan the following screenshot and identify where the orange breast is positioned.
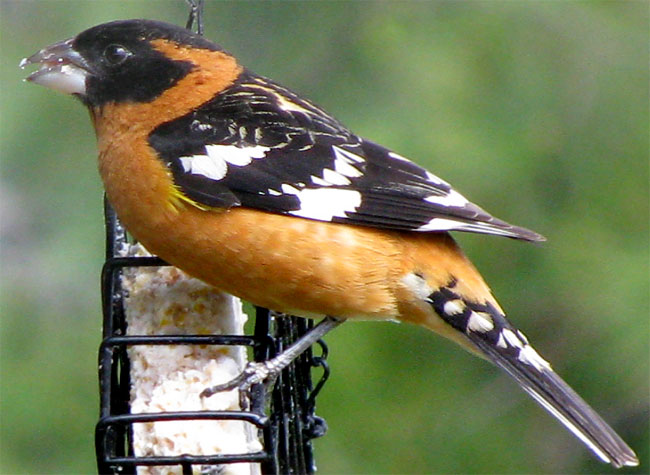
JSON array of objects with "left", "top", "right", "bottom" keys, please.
[{"left": 94, "top": 117, "right": 401, "bottom": 319}]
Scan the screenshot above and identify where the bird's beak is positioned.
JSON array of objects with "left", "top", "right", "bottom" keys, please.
[{"left": 20, "top": 38, "right": 91, "bottom": 96}]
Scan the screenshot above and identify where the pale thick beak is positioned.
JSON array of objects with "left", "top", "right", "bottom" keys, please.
[{"left": 20, "top": 38, "right": 91, "bottom": 96}]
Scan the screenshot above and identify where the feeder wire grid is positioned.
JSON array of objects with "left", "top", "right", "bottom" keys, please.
[{"left": 96, "top": 197, "right": 331, "bottom": 474}]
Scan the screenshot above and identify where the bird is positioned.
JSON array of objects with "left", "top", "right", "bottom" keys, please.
[{"left": 21, "top": 19, "right": 638, "bottom": 468}]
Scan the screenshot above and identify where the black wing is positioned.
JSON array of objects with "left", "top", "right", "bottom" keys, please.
[{"left": 149, "top": 72, "right": 543, "bottom": 241}]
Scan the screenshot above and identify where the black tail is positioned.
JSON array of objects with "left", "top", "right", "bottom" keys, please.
[{"left": 429, "top": 281, "right": 639, "bottom": 468}]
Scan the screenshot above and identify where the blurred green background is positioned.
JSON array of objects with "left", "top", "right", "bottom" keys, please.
[{"left": 1, "top": 1, "right": 648, "bottom": 473}]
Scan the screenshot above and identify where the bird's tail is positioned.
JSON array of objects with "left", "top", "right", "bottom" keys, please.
[{"left": 425, "top": 278, "right": 639, "bottom": 468}]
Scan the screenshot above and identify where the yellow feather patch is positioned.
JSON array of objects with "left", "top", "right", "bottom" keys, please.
[{"left": 167, "top": 184, "right": 214, "bottom": 213}]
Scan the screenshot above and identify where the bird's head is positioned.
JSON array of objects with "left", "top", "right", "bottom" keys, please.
[{"left": 21, "top": 19, "right": 234, "bottom": 108}]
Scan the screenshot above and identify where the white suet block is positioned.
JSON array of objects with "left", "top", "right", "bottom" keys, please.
[{"left": 121, "top": 244, "right": 262, "bottom": 475}]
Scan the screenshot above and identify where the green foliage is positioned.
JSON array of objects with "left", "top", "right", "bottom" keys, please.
[{"left": 1, "top": 1, "right": 647, "bottom": 473}]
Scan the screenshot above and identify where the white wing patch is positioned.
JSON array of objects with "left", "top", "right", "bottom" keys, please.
[
  {"left": 281, "top": 183, "right": 300, "bottom": 195},
  {"left": 206, "top": 144, "right": 270, "bottom": 167},
  {"left": 425, "top": 170, "right": 449, "bottom": 186},
  {"left": 288, "top": 188, "right": 362, "bottom": 221},
  {"left": 179, "top": 154, "right": 227, "bottom": 180},
  {"left": 306, "top": 146, "right": 364, "bottom": 187},
  {"left": 322, "top": 168, "right": 352, "bottom": 186},
  {"left": 333, "top": 146, "right": 366, "bottom": 164},
  {"left": 424, "top": 189, "right": 470, "bottom": 208},
  {"left": 310, "top": 175, "right": 331, "bottom": 187},
  {"left": 179, "top": 145, "right": 270, "bottom": 181},
  {"left": 387, "top": 151, "right": 411, "bottom": 162},
  {"left": 417, "top": 217, "right": 518, "bottom": 237},
  {"left": 417, "top": 217, "right": 486, "bottom": 233},
  {"left": 333, "top": 152, "right": 364, "bottom": 177}
]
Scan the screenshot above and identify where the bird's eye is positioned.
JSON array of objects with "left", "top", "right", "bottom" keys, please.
[{"left": 103, "top": 44, "right": 132, "bottom": 66}]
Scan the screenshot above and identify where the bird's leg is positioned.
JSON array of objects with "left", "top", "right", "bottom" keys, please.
[{"left": 200, "top": 315, "right": 345, "bottom": 398}]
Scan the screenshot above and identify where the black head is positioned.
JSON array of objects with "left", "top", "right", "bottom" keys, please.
[
  {"left": 74, "top": 20, "right": 225, "bottom": 105},
  {"left": 23, "top": 19, "right": 227, "bottom": 107}
]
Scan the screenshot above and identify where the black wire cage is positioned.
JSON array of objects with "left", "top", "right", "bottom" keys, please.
[{"left": 96, "top": 199, "right": 330, "bottom": 474}]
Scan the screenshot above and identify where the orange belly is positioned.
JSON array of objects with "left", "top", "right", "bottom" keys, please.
[{"left": 120, "top": 204, "right": 401, "bottom": 319}]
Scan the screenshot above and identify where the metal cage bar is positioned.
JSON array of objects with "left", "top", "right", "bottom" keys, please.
[{"left": 95, "top": 198, "right": 329, "bottom": 474}]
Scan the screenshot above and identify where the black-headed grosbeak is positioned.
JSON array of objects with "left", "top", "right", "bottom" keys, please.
[{"left": 21, "top": 19, "right": 638, "bottom": 468}]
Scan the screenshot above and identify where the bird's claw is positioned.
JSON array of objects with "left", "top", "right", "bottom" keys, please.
[{"left": 200, "top": 361, "right": 274, "bottom": 398}]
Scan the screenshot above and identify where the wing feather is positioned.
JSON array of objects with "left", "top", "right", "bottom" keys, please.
[{"left": 149, "top": 72, "right": 544, "bottom": 242}]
